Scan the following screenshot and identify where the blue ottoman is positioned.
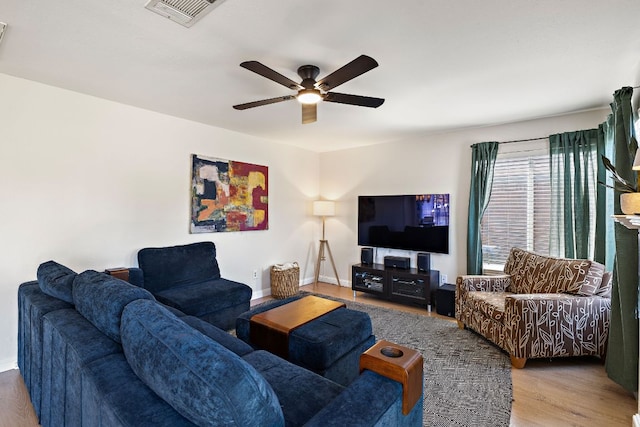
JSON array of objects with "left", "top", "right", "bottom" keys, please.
[{"left": 236, "top": 296, "right": 375, "bottom": 386}]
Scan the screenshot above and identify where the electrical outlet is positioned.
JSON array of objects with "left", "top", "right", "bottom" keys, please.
[
  {"left": 440, "top": 274, "right": 448, "bottom": 285},
  {"left": 253, "top": 270, "right": 258, "bottom": 279}
]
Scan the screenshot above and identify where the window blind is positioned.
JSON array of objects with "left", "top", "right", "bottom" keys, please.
[{"left": 481, "top": 149, "right": 551, "bottom": 270}]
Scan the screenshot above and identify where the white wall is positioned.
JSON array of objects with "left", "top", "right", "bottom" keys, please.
[
  {"left": 319, "top": 108, "right": 611, "bottom": 287},
  {"left": 0, "top": 71, "right": 616, "bottom": 371},
  {"left": 0, "top": 73, "right": 321, "bottom": 370}
]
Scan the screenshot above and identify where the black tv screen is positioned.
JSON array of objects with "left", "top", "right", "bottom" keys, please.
[{"left": 358, "top": 194, "right": 450, "bottom": 254}]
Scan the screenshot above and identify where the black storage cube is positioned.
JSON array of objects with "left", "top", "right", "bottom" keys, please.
[{"left": 435, "top": 284, "right": 456, "bottom": 317}]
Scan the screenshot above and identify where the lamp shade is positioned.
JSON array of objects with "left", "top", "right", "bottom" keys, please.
[{"left": 313, "top": 200, "right": 335, "bottom": 216}]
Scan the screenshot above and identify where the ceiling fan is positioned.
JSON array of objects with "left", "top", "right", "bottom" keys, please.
[{"left": 233, "top": 55, "right": 384, "bottom": 124}]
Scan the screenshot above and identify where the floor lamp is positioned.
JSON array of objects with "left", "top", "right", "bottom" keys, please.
[{"left": 313, "top": 200, "right": 341, "bottom": 287}]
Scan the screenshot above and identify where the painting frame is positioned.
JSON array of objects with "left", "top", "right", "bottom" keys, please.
[{"left": 190, "top": 154, "right": 268, "bottom": 233}]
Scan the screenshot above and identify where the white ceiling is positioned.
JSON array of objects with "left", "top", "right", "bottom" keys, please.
[{"left": 1, "top": 0, "right": 639, "bottom": 152}]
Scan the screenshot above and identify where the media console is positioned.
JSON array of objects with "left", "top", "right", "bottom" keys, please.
[{"left": 351, "top": 263, "right": 440, "bottom": 311}]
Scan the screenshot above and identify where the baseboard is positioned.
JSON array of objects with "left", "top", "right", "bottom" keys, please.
[
  {"left": 252, "top": 288, "right": 269, "bottom": 300},
  {"left": 0, "top": 358, "right": 17, "bottom": 373},
  {"left": 317, "top": 275, "right": 351, "bottom": 287},
  {"left": 319, "top": 275, "right": 339, "bottom": 286},
  {"left": 299, "top": 276, "right": 351, "bottom": 288},
  {"left": 253, "top": 276, "right": 352, "bottom": 299}
]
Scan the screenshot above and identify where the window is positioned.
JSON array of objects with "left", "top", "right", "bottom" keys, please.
[{"left": 480, "top": 144, "right": 551, "bottom": 271}]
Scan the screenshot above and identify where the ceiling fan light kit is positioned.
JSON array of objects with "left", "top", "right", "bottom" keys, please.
[
  {"left": 297, "top": 89, "right": 322, "bottom": 104},
  {"left": 233, "top": 55, "right": 384, "bottom": 124}
]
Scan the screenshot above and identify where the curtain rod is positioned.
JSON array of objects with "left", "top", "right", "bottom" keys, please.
[
  {"left": 498, "top": 136, "right": 548, "bottom": 144},
  {"left": 469, "top": 86, "right": 640, "bottom": 148},
  {"left": 470, "top": 136, "right": 548, "bottom": 148}
]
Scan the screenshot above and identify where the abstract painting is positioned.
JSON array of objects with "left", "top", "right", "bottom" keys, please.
[{"left": 190, "top": 154, "right": 268, "bottom": 233}]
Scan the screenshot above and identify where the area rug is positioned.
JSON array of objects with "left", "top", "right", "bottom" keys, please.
[{"left": 302, "top": 292, "right": 513, "bottom": 427}]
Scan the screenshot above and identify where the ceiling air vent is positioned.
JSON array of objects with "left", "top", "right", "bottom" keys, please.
[{"left": 145, "top": 0, "right": 226, "bottom": 27}]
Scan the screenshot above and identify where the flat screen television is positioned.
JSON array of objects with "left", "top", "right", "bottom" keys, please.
[{"left": 357, "top": 194, "right": 450, "bottom": 254}]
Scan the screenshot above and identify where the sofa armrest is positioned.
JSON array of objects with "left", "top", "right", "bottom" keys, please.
[
  {"left": 504, "top": 294, "right": 611, "bottom": 359},
  {"left": 456, "top": 275, "right": 511, "bottom": 293},
  {"left": 303, "top": 370, "right": 422, "bottom": 427}
]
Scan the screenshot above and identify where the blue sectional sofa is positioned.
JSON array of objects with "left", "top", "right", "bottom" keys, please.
[
  {"left": 128, "top": 241, "right": 252, "bottom": 331},
  {"left": 18, "top": 261, "right": 423, "bottom": 427}
]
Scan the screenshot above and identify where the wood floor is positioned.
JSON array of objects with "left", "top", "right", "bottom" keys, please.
[
  {"left": 1, "top": 282, "right": 636, "bottom": 427},
  {"left": 299, "top": 283, "right": 638, "bottom": 427}
]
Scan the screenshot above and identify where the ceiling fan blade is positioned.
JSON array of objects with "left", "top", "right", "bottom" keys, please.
[
  {"left": 302, "top": 103, "right": 317, "bottom": 124},
  {"left": 315, "top": 55, "right": 379, "bottom": 91},
  {"left": 233, "top": 95, "right": 295, "bottom": 110},
  {"left": 240, "top": 61, "right": 303, "bottom": 90},
  {"left": 323, "top": 92, "right": 385, "bottom": 108}
]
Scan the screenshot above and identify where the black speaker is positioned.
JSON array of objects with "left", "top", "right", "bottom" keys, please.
[
  {"left": 361, "top": 247, "right": 374, "bottom": 265},
  {"left": 417, "top": 253, "right": 431, "bottom": 272},
  {"left": 383, "top": 256, "right": 411, "bottom": 269},
  {"left": 436, "top": 284, "right": 456, "bottom": 318}
]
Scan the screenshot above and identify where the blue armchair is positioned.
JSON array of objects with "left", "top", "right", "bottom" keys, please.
[{"left": 129, "top": 241, "right": 252, "bottom": 330}]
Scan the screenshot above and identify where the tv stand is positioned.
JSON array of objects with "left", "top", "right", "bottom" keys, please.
[{"left": 351, "top": 263, "right": 439, "bottom": 311}]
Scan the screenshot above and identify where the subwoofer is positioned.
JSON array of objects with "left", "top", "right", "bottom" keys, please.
[
  {"left": 417, "top": 253, "right": 431, "bottom": 272},
  {"left": 361, "top": 247, "right": 374, "bottom": 265},
  {"left": 436, "top": 284, "right": 456, "bottom": 318}
]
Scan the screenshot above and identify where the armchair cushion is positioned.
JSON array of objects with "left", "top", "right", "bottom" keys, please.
[
  {"left": 503, "top": 247, "right": 593, "bottom": 295},
  {"left": 466, "top": 292, "right": 509, "bottom": 323},
  {"left": 137, "top": 242, "right": 221, "bottom": 293},
  {"left": 154, "top": 278, "right": 251, "bottom": 318},
  {"left": 576, "top": 261, "right": 606, "bottom": 296},
  {"left": 595, "top": 271, "right": 613, "bottom": 298}
]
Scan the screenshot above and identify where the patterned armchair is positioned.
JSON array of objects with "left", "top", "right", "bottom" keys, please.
[{"left": 455, "top": 248, "right": 612, "bottom": 368}]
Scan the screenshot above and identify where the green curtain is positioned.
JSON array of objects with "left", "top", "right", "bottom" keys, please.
[
  {"left": 596, "top": 118, "right": 616, "bottom": 270},
  {"left": 467, "top": 141, "right": 499, "bottom": 274},
  {"left": 549, "top": 129, "right": 602, "bottom": 259},
  {"left": 605, "top": 86, "right": 639, "bottom": 393}
]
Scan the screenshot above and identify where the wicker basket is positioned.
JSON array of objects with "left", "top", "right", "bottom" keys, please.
[{"left": 270, "top": 263, "right": 300, "bottom": 299}]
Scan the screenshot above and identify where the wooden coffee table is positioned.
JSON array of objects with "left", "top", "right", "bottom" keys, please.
[{"left": 249, "top": 295, "right": 345, "bottom": 359}]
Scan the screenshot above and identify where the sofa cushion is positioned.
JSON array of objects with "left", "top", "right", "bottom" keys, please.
[
  {"left": 137, "top": 241, "right": 221, "bottom": 293},
  {"left": 72, "top": 270, "right": 155, "bottom": 343},
  {"left": 121, "top": 299, "right": 284, "bottom": 427},
  {"left": 37, "top": 261, "right": 77, "bottom": 303},
  {"left": 181, "top": 315, "right": 253, "bottom": 357},
  {"left": 242, "top": 350, "right": 344, "bottom": 426},
  {"left": 503, "top": 248, "right": 591, "bottom": 294}
]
